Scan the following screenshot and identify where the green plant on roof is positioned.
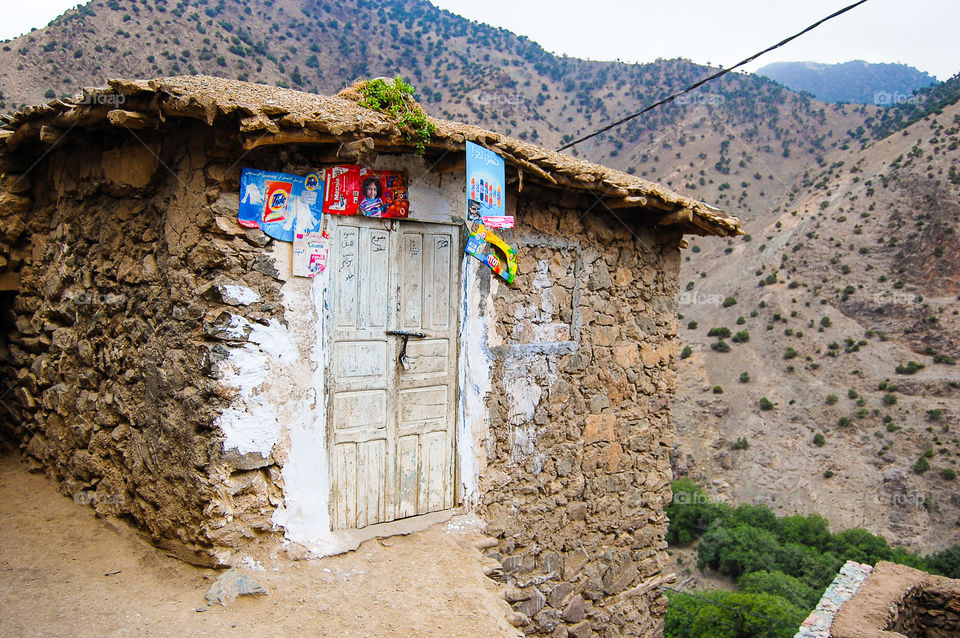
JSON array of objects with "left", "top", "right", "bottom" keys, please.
[{"left": 357, "top": 76, "right": 435, "bottom": 156}]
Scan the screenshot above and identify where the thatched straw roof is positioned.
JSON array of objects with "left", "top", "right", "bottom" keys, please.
[{"left": 0, "top": 75, "right": 740, "bottom": 236}]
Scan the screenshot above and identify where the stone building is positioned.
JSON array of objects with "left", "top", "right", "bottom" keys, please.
[{"left": 0, "top": 76, "right": 739, "bottom": 636}]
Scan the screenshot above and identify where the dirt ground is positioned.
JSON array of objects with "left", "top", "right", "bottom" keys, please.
[{"left": 0, "top": 453, "right": 520, "bottom": 638}]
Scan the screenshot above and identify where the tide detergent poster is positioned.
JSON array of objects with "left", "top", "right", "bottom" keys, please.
[
  {"left": 466, "top": 141, "right": 512, "bottom": 229},
  {"left": 238, "top": 168, "right": 324, "bottom": 243}
]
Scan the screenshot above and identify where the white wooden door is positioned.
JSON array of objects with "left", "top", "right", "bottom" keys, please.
[{"left": 328, "top": 216, "right": 459, "bottom": 530}]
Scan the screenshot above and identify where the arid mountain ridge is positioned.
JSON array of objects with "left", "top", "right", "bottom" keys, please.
[{"left": 1, "top": 0, "right": 959, "bottom": 549}]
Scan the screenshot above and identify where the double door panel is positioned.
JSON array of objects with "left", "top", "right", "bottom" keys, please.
[{"left": 328, "top": 217, "right": 459, "bottom": 530}]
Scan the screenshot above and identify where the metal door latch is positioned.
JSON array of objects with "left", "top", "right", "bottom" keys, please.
[{"left": 385, "top": 330, "right": 429, "bottom": 370}]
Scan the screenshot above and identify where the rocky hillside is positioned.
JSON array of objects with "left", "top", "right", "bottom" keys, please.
[
  {"left": 757, "top": 60, "right": 937, "bottom": 105},
  {"left": 674, "top": 100, "right": 960, "bottom": 552}
]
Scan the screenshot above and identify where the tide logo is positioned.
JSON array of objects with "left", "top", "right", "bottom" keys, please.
[
  {"left": 263, "top": 180, "right": 292, "bottom": 223},
  {"left": 269, "top": 190, "right": 288, "bottom": 210}
]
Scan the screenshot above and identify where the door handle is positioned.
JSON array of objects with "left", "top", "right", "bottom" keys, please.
[{"left": 385, "top": 330, "right": 431, "bottom": 370}]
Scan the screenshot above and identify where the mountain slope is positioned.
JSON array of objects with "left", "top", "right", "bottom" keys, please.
[
  {"left": 674, "top": 100, "right": 960, "bottom": 551},
  {"left": 0, "top": 0, "right": 876, "bottom": 222},
  {"left": 757, "top": 60, "right": 937, "bottom": 105}
]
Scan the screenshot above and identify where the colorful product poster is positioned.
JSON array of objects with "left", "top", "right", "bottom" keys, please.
[
  {"left": 238, "top": 168, "right": 324, "bottom": 243},
  {"left": 322, "top": 165, "right": 409, "bottom": 218},
  {"left": 464, "top": 222, "right": 518, "bottom": 284},
  {"left": 466, "top": 141, "right": 512, "bottom": 229},
  {"left": 293, "top": 229, "right": 330, "bottom": 278}
]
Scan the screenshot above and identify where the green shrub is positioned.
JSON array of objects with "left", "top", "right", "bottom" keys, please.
[
  {"left": 733, "top": 437, "right": 749, "bottom": 450},
  {"left": 825, "top": 394, "right": 838, "bottom": 405},
  {"left": 713, "top": 385, "right": 724, "bottom": 394},
  {"left": 914, "top": 456, "right": 931, "bottom": 473},
  {"left": 739, "top": 372, "right": 750, "bottom": 383},
  {"left": 759, "top": 397, "right": 774, "bottom": 411},
  {"left": 838, "top": 417, "right": 852, "bottom": 426},
  {"left": 707, "top": 326, "right": 732, "bottom": 338},
  {"left": 784, "top": 347, "right": 798, "bottom": 360},
  {"left": 941, "top": 468, "right": 957, "bottom": 481},
  {"left": 738, "top": 570, "right": 822, "bottom": 610},
  {"left": 687, "top": 320, "right": 698, "bottom": 330},
  {"left": 723, "top": 296, "right": 737, "bottom": 308},
  {"left": 895, "top": 361, "right": 925, "bottom": 374},
  {"left": 666, "top": 479, "right": 731, "bottom": 545},
  {"left": 928, "top": 409, "right": 944, "bottom": 421},
  {"left": 927, "top": 545, "right": 960, "bottom": 578},
  {"left": 813, "top": 433, "right": 826, "bottom": 447},
  {"left": 882, "top": 393, "right": 897, "bottom": 406},
  {"left": 712, "top": 340, "right": 731, "bottom": 353},
  {"left": 731, "top": 330, "right": 750, "bottom": 343},
  {"left": 680, "top": 346, "right": 693, "bottom": 360},
  {"left": 665, "top": 589, "right": 806, "bottom": 638},
  {"left": 358, "top": 76, "right": 435, "bottom": 155}
]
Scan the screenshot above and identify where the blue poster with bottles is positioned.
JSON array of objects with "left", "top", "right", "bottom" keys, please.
[
  {"left": 466, "top": 141, "right": 513, "bottom": 229},
  {"left": 238, "top": 167, "right": 324, "bottom": 243}
]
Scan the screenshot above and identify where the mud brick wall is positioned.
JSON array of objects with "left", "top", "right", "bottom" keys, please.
[
  {"left": 833, "top": 561, "right": 960, "bottom": 638},
  {"left": 0, "top": 123, "right": 293, "bottom": 565},
  {"left": 479, "top": 197, "right": 682, "bottom": 637}
]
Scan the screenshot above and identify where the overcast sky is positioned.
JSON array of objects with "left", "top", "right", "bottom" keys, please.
[{"left": 3, "top": 0, "right": 958, "bottom": 80}]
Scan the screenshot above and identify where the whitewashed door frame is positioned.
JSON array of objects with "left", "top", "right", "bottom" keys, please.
[{"left": 325, "top": 215, "right": 462, "bottom": 530}]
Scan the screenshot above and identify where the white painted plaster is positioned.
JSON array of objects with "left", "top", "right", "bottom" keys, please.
[
  {"left": 215, "top": 325, "right": 283, "bottom": 455},
  {"left": 222, "top": 314, "right": 251, "bottom": 340},
  {"left": 220, "top": 284, "right": 261, "bottom": 306},
  {"left": 271, "top": 271, "right": 341, "bottom": 554},
  {"left": 457, "top": 259, "right": 493, "bottom": 505}
]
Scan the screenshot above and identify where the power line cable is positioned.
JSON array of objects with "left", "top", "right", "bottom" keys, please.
[{"left": 557, "top": 0, "right": 870, "bottom": 152}]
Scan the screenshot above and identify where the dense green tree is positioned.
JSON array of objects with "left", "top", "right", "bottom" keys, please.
[
  {"left": 697, "top": 524, "right": 782, "bottom": 578},
  {"left": 775, "top": 514, "right": 831, "bottom": 552},
  {"left": 666, "top": 478, "right": 731, "bottom": 544},
  {"left": 738, "top": 570, "right": 821, "bottom": 609},
  {"left": 927, "top": 545, "right": 960, "bottom": 578},
  {"left": 665, "top": 590, "right": 806, "bottom": 638}
]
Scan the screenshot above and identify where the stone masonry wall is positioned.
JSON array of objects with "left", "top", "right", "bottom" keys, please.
[
  {"left": 479, "top": 195, "right": 682, "bottom": 637},
  {"left": 0, "top": 122, "right": 303, "bottom": 564}
]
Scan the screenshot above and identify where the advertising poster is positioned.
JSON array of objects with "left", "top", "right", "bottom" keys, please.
[
  {"left": 293, "top": 229, "right": 330, "bottom": 278},
  {"left": 322, "top": 165, "right": 409, "bottom": 218},
  {"left": 464, "top": 222, "right": 518, "bottom": 284},
  {"left": 238, "top": 168, "right": 324, "bottom": 243},
  {"left": 466, "top": 141, "right": 513, "bottom": 229}
]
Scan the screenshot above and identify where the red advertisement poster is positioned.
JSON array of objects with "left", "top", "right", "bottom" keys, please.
[
  {"left": 322, "top": 166, "right": 410, "bottom": 218},
  {"left": 322, "top": 165, "right": 361, "bottom": 215}
]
